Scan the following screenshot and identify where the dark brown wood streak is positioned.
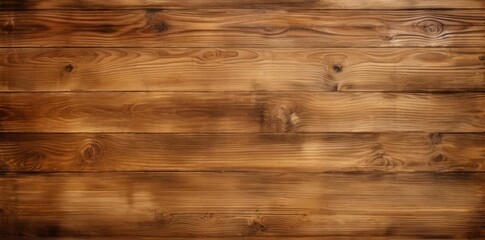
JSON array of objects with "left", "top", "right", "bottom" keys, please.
[{"left": 0, "top": 10, "right": 484, "bottom": 47}]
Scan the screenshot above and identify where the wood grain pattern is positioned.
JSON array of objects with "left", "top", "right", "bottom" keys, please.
[
  {"left": 0, "top": 133, "right": 483, "bottom": 172},
  {"left": 1, "top": 173, "right": 483, "bottom": 238},
  {"left": 0, "top": 0, "right": 484, "bottom": 10},
  {"left": 0, "top": 92, "right": 483, "bottom": 133},
  {"left": 1, "top": 48, "right": 483, "bottom": 92},
  {"left": 1, "top": 10, "right": 483, "bottom": 47}
]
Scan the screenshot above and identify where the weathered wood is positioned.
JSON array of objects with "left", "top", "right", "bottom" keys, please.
[
  {"left": 1, "top": 10, "right": 483, "bottom": 47},
  {"left": 0, "top": 0, "right": 484, "bottom": 10},
  {"left": 0, "top": 133, "right": 483, "bottom": 172},
  {"left": 0, "top": 173, "right": 483, "bottom": 238},
  {"left": 1, "top": 48, "right": 483, "bottom": 92},
  {"left": 0, "top": 92, "right": 483, "bottom": 133}
]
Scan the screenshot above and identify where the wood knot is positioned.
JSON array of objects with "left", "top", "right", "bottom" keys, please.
[
  {"left": 0, "top": 158, "right": 9, "bottom": 171},
  {"left": 63, "top": 64, "right": 74, "bottom": 73},
  {"left": 16, "top": 151, "right": 45, "bottom": 171},
  {"left": 0, "top": 106, "right": 15, "bottom": 121},
  {"left": 332, "top": 64, "right": 343, "bottom": 73},
  {"left": 248, "top": 219, "right": 267, "bottom": 235},
  {"left": 2, "top": 17, "right": 14, "bottom": 34},
  {"left": 432, "top": 154, "right": 447, "bottom": 162},
  {"left": 152, "top": 212, "right": 171, "bottom": 227},
  {"left": 363, "top": 153, "right": 403, "bottom": 171},
  {"left": 417, "top": 20, "right": 443, "bottom": 35},
  {"left": 201, "top": 49, "right": 239, "bottom": 61},
  {"left": 262, "top": 105, "right": 300, "bottom": 133},
  {"left": 152, "top": 22, "right": 168, "bottom": 33},
  {"left": 428, "top": 132, "right": 443, "bottom": 144},
  {"left": 479, "top": 56, "right": 484, "bottom": 61},
  {"left": 384, "top": 35, "right": 395, "bottom": 41},
  {"left": 76, "top": 138, "right": 104, "bottom": 168}
]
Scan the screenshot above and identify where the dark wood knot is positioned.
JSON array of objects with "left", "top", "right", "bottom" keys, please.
[
  {"left": 2, "top": 17, "right": 14, "bottom": 33},
  {"left": 428, "top": 132, "right": 443, "bottom": 144},
  {"left": 479, "top": 56, "right": 484, "bottom": 61},
  {"left": 262, "top": 105, "right": 300, "bottom": 133},
  {"left": 248, "top": 219, "right": 267, "bottom": 235},
  {"left": 76, "top": 138, "right": 104, "bottom": 167},
  {"left": 0, "top": 106, "right": 15, "bottom": 121},
  {"left": 332, "top": 64, "right": 343, "bottom": 73},
  {"left": 432, "top": 154, "right": 447, "bottom": 162},
  {"left": 153, "top": 22, "right": 168, "bottom": 32},
  {"left": 363, "top": 153, "right": 403, "bottom": 170},
  {"left": 16, "top": 151, "right": 45, "bottom": 171},
  {"left": 63, "top": 64, "right": 74, "bottom": 73},
  {"left": 417, "top": 20, "right": 443, "bottom": 35},
  {"left": 0, "top": 158, "right": 9, "bottom": 171}
]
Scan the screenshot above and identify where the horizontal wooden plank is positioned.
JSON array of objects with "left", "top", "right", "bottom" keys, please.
[
  {"left": 1, "top": 10, "right": 483, "bottom": 47},
  {"left": 0, "top": 0, "right": 484, "bottom": 10},
  {"left": 0, "top": 92, "right": 483, "bottom": 133},
  {"left": 1, "top": 48, "right": 483, "bottom": 92},
  {"left": 0, "top": 173, "right": 483, "bottom": 238},
  {"left": 0, "top": 133, "right": 483, "bottom": 172}
]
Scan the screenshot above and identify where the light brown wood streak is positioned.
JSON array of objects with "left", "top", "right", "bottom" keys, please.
[
  {"left": 0, "top": 173, "right": 483, "bottom": 238},
  {"left": 1, "top": 48, "right": 483, "bottom": 92},
  {"left": 0, "top": 0, "right": 484, "bottom": 10},
  {"left": 0, "top": 133, "right": 483, "bottom": 172},
  {"left": 0, "top": 10, "right": 484, "bottom": 47},
  {"left": 0, "top": 92, "right": 483, "bottom": 133}
]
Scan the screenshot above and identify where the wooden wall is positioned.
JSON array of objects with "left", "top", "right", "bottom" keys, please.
[{"left": 0, "top": 0, "right": 484, "bottom": 239}]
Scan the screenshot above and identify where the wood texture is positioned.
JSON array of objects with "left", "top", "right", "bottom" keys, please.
[
  {"left": 1, "top": 48, "right": 483, "bottom": 92},
  {"left": 0, "top": 173, "right": 483, "bottom": 238},
  {"left": 0, "top": 0, "right": 484, "bottom": 10},
  {"left": 0, "top": 92, "right": 483, "bottom": 133},
  {"left": 1, "top": 0, "right": 484, "bottom": 238},
  {"left": 0, "top": 133, "right": 483, "bottom": 172},
  {"left": 1, "top": 10, "right": 484, "bottom": 47}
]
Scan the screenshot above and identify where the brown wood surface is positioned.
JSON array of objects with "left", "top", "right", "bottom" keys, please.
[
  {"left": 0, "top": 133, "right": 483, "bottom": 172},
  {"left": 1, "top": 173, "right": 483, "bottom": 238},
  {"left": 1, "top": 10, "right": 484, "bottom": 47},
  {"left": 0, "top": 0, "right": 484, "bottom": 10},
  {"left": 1, "top": 0, "right": 484, "bottom": 239},
  {"left": 0, "top": 92, "right": 483, "bottom": 133},
  {"left": 1, "top": 48, "right": 483, "bottom": 92}
]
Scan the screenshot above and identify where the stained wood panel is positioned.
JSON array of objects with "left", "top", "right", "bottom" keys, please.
[
  {"left": 1, "top": 173, "right": 483, "bottom": 238},
  {"left": 0, "top": 92, "right": 483, "bottom": 133},
  {"left": 0, "top": 0, "right": 483, "bottom": 10},
  {"left": 0, "top": 133, "right": 483, "bottom": 172},
  {"left": 1, "top": 10, "right": 484, "bottom": 47},
  {"left": 1, "top": 48, "right": 483, "bottom": 92}
]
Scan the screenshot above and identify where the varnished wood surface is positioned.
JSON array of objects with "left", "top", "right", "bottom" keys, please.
[
  {"left": 0, "top": 92, "right": 483, "bottom": 133},
  {"left": 0, "top": 133, "right": 483, "bottom": 172},
  {"left": 1, "top": 0, "right": 484, "bottom": 238},
  {"left": 1, "top": 48, "right": 483, "bottom": 92},
  {"left": 1, "top": 173, "right": 483, "bottom": 238},
  {"left": 0, "top": 0, "right": 484, "bottom": 10},
  {"left": 1, "top": 10, "right": 484, "bottom": 47}
]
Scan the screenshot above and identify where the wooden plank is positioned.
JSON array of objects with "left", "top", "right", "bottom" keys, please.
[
  {"left": 1, "top": 10, "right": 483, "bottom": 47},
  {"left": 0, "top": 0, "right": 484, "bottom": 10},
  {"left": 0, "top": 92, "right": 483, "bottom": 133},
  {"left": 1, "top": 48, "right": 483, "bottom": 92},
  {"left": 0, "top": 133, "right": 483, "bottom": 172},
  {"left": 0, "top": 173, "right": 483, "bottom": 238}
]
